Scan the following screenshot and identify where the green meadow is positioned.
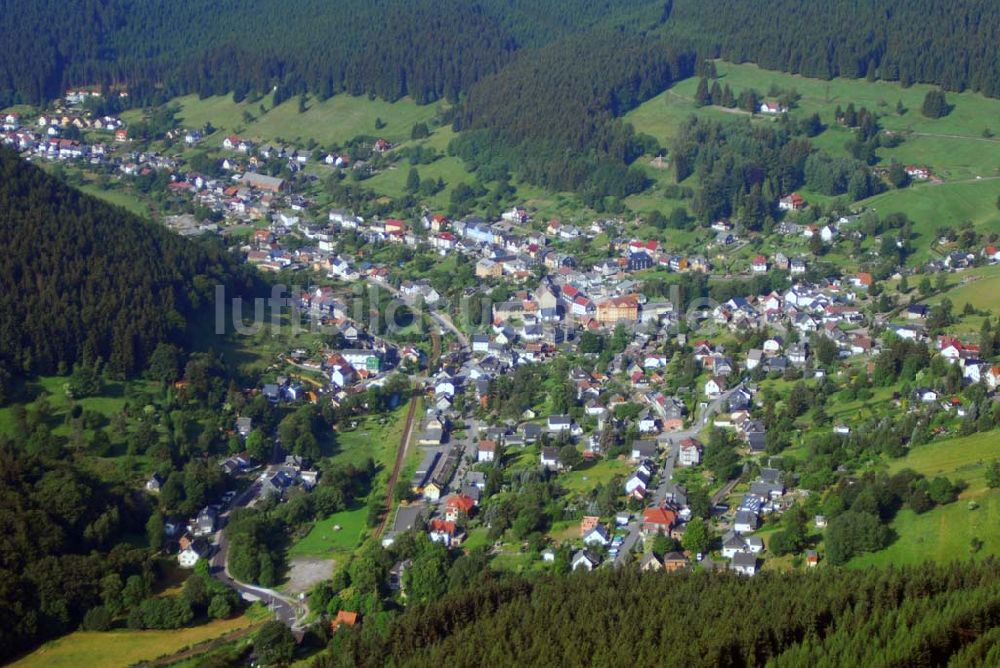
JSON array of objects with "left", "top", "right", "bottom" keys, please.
[
  {"left": 848, "top": 431, "right": 1000, "bottom": 568},
  {"left": 168, "top": 92, "right": 443, "bottom": 148},
  {"left": 625, "top": 61, "right": 1000, "bottom": 257},
  {"left": 12, "top": 615, "right": 258, "bottom": 668},
  {"left": 288, "top": 506, "right": 369, "bottom": 557}
]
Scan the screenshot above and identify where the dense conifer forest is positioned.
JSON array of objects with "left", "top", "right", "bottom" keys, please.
[
  {"left": 318, "top": 561, "right": 1000, "bottom": 666},
  {"left": 667, "top": 0, "right": 1000, "bottom": 97},
  {"left": 0, "top": 147, "right": 248, "bottom": 380},
  {"left": 2, "top": 1, "right": 998, "bottom": 108}
]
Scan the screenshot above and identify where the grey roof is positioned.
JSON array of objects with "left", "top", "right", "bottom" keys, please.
[{"left": 392, "top": 504, "right": 425, "bottom": 534}]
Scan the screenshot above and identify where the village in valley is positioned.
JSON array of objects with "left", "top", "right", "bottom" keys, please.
[{"left": 4, "top": 70, "right": 1000, "bottom": 625}]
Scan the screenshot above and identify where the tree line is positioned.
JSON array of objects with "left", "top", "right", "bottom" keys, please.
[{"left": 315, "top": 559, "right": 1000, "bottom": 666}]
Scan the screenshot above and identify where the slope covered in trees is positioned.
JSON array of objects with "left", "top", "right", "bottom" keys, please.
[
  {"left": 0, "top": 0, "right": 662, "bottom": 107},
  {"left": 668, "top": 0, "right": 1000, "bottom": 97},
  {"left": 0, "top": 147, "right": 247, "bottom": 379},
  {"left": 320, "top": 562, "right": 1000, "bottom": 666},
  {"left": 450, "top": 32, "right": 693, "bottom": 201}
]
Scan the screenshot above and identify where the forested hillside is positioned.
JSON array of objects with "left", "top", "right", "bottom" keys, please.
[
  {"left": 668, "top": 0, "right": 1000, "bottom": 97},
  {"left": 451, "top": 33, "right": 693, "bottom": 200},
  {"left": 319, "top": 562, "right": 1000, "bottom": 666},
  {"left": 0, "top": 147, "right": 247, "bottom": 379},
  {"left": 4, "top": 1, "right": 999, "bottom": 201},
  {"left": 0, "top": 0, "right": 661, "bottom": 107},
  {"left": 3, "top": 0, "right": 999, "bottom": 108}
]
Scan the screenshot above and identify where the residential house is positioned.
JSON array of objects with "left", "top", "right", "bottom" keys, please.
[
  {"left": 540, "top": 447, "right": 562, "bottom": 470},
  {"left": 583, "top": 525, "right": 611, "bottom": 547},
  {"left": 178, "top": 538, "right": 210, "bottom": 568},
  {"left": 779, "top": 193, "right": 806, "bottom": 211},
  {"left": 641, "top": 507, "right": 677, "bottom": 536},
  {"left": 630, "top": 440, "right": 658, "bottom": 462},
  {"left": 477, "top": 439, "right": 497, "bottom": 463},
  {"left": 730, "top": 551, "right": 758, "bottom": 576},
  {"left": 640, "top": 552, "right": 663, "bottom": 572},
  {"left": 571, "top": 549, "right": 600, "bottom": 571},
  {"left": 678, "top": 438, "right": 702, "bottom": 466}
]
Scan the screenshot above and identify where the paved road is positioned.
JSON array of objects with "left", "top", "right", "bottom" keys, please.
[
  {"left": 613, "top": 520, "right": 641, "bottom": 567},
  {"left": 209, "top": 482, "right": 306, "bottom": 629},
  {"left": 615, "top": 389, "right": 735, "bottom": 566}
]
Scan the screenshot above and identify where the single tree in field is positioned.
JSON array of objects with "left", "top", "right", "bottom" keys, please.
[{"left": 921, "top": 89, "right": 949, "bottom": 118}]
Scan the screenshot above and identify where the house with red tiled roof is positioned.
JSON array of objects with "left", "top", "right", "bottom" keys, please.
[
  {"left": 444, "top": 494, "right": 476, "bottom": 522},
  {"left": 579, "top": 515, "right": 600, "bottom": 538},
  {"left": 779, "top": 193, "right": 806, "bottom": 211},
  {"left": 428, "top": 519, "right": 464, "bottom": 547},
  {"left": 642, "top": 507, "right": 677, "bottom": 536},
  {"left": 596, "top": 294, "right": 640, "bottom": 325}
]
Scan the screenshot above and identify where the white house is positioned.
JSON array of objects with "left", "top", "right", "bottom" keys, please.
[
  {"left": 624, "top": 473, "right": 649, "bottom": 497},
  {"left": 678, "top": 441, "right": 701, "bottom": 467},
  {"left": 547, "top": 415, "right": 572, "bottom": 432},
  {"left": 730, "top": 551, "right": 758, "bottom": 576},
  {"left": 571, "top": 549, "right": 600, "bottom": 571},
  {"left": 177, "top": 540, "right": 208, "bottom": 568},
  {"left": 477, "top": 440, "right": 497, "bottom": 463},
  {"left": 583, "top": 525, "right": 610, "bottom": 547},
  {"left": 734, "top": 510, "right": 758, "bottom": 534},
  {"left": 704, "top": 377, "right": 726, "bottom": 398}
]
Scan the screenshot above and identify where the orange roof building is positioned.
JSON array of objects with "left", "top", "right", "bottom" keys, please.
[
  {"left": 641, "top": 507, "right": 678, "bottom": 535},
  {"left": 331, "top": 610, "right": 359, "bottom": 631},
  {"left": 596, "top": 294, "right": 640, "bottom": 325}
]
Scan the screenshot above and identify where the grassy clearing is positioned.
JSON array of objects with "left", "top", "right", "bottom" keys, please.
[
  {"left": 847, "top": 430, "right": 1000, "bottom": 568},
  {"left": 848, "top": 494, "right": 1000, "bottom": 568},
  {"left": 0, "top": 375, "right": 146, "bottom": 438},
  {"left": 12, "top": 615, "right": 256, "bottom": 668},
  {"left": 289, "top": 505, "right": 369, "bottom": 557},
  {"left": 860, "top": 181, "right": 1000, "bottom": 263},
  {"left": 174, "top": 93, "right": 442, "bottom": 148},
  {"left": 77, "top": 182, "right": 152, "bottom": 217},
  {"left": 463, "top": 526, "right": 491, "bottom": 550},
  {"left": 888, "top": 431, "right": 1000, "bottom": 495},
  {"left": 331, "top": 400, "right": 409, "bottom": 471},
  {"left": 560, "top": 458, "right": 630, "bottom": 493},
  {"left": 925, "top": 263, "right": 1000, "bottom": 312}
]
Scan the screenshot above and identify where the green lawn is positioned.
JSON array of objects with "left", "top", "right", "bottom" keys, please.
[
  {"left": 77, "top": 183, "right": 152, "bottom": 218},
  {"left": 0, "top": 375, "right": 144, "bottom": 438},
  {"left": 848, "top": 494, "right": 1000, "bottom": 568},
  {"left": 288, "top": 505, "right": 369, "bottom": 557},
  {"left": 925, "top": 263, "right": 1000, "bottom": 312},
  {"left": 13, "top": 616, "right": 257, "bottom": 668},
  {"left": 859, "top": 181, "right": 1000, "bottom": 263},
  {"left": 560, "top": 458, "right": 630, "bottom": 493},
  {"left": 174, "top": 92, "right": 442, "bottom": 147},
  {"left": 463, "top": 526, "right": 491, "bottom": 550}
]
